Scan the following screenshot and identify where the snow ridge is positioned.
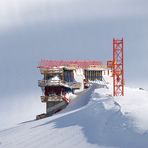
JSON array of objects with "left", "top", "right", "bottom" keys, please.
[{"left": 0, "top": 83, "right": 148, "bottom": 148}]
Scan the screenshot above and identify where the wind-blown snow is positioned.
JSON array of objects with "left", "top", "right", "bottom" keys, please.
[
  {"left": 0, "top": 83, "right": 148, "bottom": 148},
  {"left": 115, "top": 87, "right": 148, "bottom": 132}
]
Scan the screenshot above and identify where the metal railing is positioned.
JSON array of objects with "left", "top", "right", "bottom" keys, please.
[
  {"left": 40, "top": 68, "right": 63, "bottom": 74},
  {"left": 38, "top": 80, "right": 66, "bottom": 87},
  {"left": 38, "top": 79, "right": 81, "bottom": 89},
  {"left": 41, "top": 95, "right": 63, "bottom": 102}
]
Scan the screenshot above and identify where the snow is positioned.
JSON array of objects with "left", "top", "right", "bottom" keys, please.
[
  {"left": 50, "top": 75, "right": 60, "bottom": 81},
  {"left": 0, "top": 92, "right": 45, "bottom": 131},
  {"left": 115, "top": 87, "right": 148, "bottom": 132},
  {"left": 73, "top": 68, "right": 85, "bottom": 91},
  {"left": 1, "top": 83, "right": 148, "bottom": 148}
]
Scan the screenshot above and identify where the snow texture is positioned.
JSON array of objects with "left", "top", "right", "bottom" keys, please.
[{"left": 0, "top": 83, "right": 148, "bottom": 148}]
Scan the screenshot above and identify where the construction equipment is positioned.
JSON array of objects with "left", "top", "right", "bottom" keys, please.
[{"left": 113, "top": 38, "right": 124, "bottom": 96}]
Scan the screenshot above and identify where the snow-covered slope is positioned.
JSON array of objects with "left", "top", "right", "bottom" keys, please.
[
  {"left": 0, "top": 92, "right": 45, "bottom": 131},
  {"left": 0, "top": 83, "right": 148, "bottom": 148},
  {"left": 115, "top": 87, "right": 148, "bottom": 132}
]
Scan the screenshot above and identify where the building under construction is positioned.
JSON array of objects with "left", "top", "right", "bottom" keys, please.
[
  {"left": 36, "top": 38, "right": 124, "bottom": 119},
  {"left": 36, "top": 60, "right": 112, "bottom": 119}
]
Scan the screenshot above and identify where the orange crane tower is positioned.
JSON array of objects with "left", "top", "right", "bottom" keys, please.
[{"left": 113, "top": 38, "right": 124, "bottom": 96}]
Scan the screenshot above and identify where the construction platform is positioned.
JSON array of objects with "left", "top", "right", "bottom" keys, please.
[{"left": 36, "top": 60, "right": 112, "bottom": 120}]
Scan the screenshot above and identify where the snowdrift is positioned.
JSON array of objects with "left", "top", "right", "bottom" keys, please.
[{"left": 0, "top": 83, "right": 148, "bottom": 148}]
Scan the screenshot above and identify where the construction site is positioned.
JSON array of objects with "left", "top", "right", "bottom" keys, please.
[{"left": 36, "top": 38, "right": 124, "bottom": 119}]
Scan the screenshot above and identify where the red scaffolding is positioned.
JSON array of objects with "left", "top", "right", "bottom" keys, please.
[
  {"left": 38, "top": 60, "right": 102, "bottom": 69},
  {"left": 113, "top": 38, "right": 124, "bottom": 96}
]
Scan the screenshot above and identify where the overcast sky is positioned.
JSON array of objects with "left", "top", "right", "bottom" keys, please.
[{"left": 0, "top": 0, "right": 148, "bottom": 98}]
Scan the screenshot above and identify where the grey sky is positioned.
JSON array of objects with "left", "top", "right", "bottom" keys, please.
[{"left": 0, "top": 0, "right": 148, "bottom": 98}]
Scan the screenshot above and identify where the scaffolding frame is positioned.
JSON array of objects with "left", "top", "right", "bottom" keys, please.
[{"left": 113, "top": 38, "right": 124, "bottom": 96}]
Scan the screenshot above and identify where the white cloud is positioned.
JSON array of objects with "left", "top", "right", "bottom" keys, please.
[{"left": 0, "top": 0, "right": 148, "bottom": 31}]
